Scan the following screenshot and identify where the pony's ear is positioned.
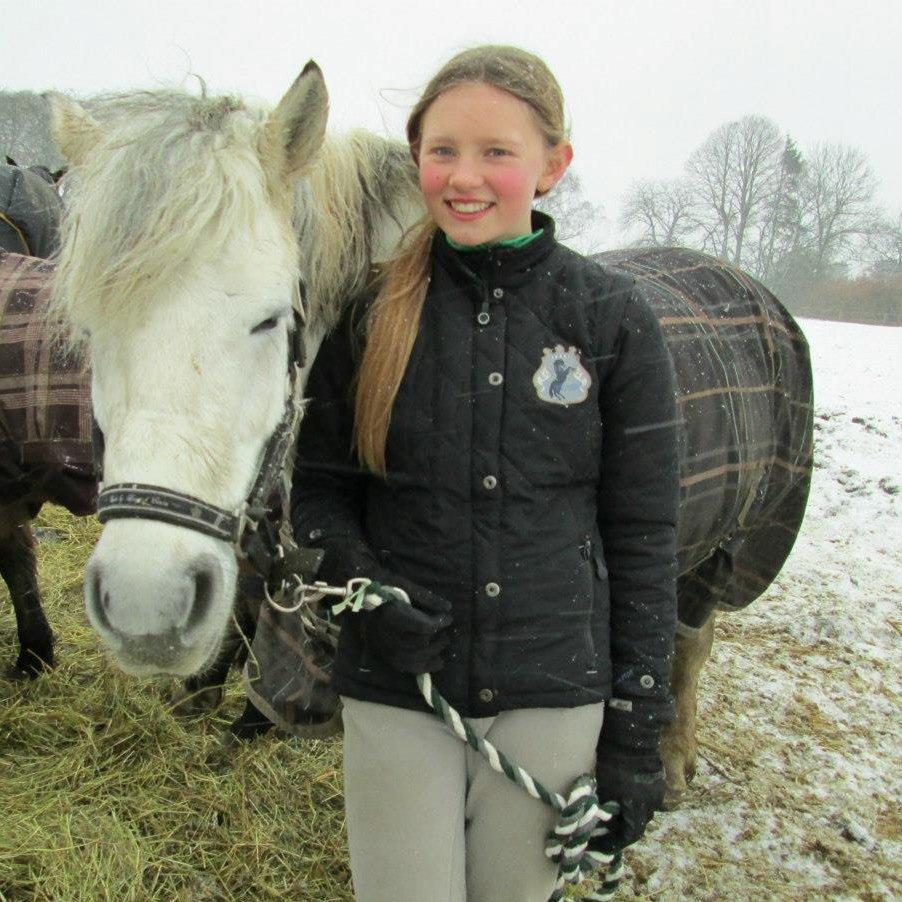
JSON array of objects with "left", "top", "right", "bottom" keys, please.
[
  {"left": 264, "top": 62, "right": 329, "bottom": 183},
  {"left": 45, "top": 94, "right": 102, "bottom": 167}
]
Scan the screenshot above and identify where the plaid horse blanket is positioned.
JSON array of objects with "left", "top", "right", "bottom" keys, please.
[
  {"left": 0, "top": 250, "right": 94, "bottom": 517},
  {"left": 597, "top": 248, "right": 814, "bottom": 632}
]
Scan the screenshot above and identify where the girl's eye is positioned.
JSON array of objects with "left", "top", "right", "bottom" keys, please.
[
  {"left": 251, "top": 316, "right": 279, "bottom": 334},
  {"left": 429, "top": 146, "right": 454, "bottom": 157},
  {"left": 488, "top": 148, "right": 510, "bottom": 157}
]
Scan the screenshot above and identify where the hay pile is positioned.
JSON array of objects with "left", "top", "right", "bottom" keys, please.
[{"left": 0, "top": 506, "right": 351, "bottom": 901}]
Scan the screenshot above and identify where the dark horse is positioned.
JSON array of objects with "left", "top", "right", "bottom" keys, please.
[
  {"left": 0, "top": 251, "right": 92, "bottom": 676},
  {"left": 595, "top": 246, "right": 813, "bottom": 799}
]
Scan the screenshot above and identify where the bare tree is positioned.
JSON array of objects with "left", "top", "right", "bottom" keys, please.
[
  {"left": 685, "top": 115, "right": 784, "bottom": 267},
  {"left": 619, "top": 177, "right": 694, "bottom": 247},
  {"left": 753, "top": 137, "right": 806, "bottom": 280},
  {"left": 864, "top": 211, "right": 902, "bottom": 276},
  {"left": 534, "top": 169, "right": 604, "bottom": 251},
  {"left": 800, "top": 142, "right": 878, "bottom": 277}
]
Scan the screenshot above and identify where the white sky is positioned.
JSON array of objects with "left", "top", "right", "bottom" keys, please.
[{"left": 3, "top": 0, "right": 899, "bottom": 247}]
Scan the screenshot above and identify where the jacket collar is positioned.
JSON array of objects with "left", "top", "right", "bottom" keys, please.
[{"left": 432, "top": 210, "right": 558, "bottom": 290}]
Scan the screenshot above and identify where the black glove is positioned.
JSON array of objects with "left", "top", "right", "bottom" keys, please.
[
  {"left": 313, "top": 538, "right": 380, "bottom": 586},
  {"left": 362, "top": 576, "right": 453, "bottom": 674},
  {"left": 591, "top": 749, "right": 666, "bottom": 853},
  {"left": 589, "top": 698, "right": 671, "bottom": 854},
  {"left": 302, "top": 538, "right": 453, "bottom": 673}
]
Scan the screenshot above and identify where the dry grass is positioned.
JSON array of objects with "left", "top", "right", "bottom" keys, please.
[
  {"left": 1, "top": 506, "right": 899, "bottom": 901},
  {"left": 0, "top": 507, "right": 351, "bottom": 901}
]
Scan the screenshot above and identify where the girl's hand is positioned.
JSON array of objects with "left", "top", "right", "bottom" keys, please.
[
  {"left": 362, "top": 578, "right": 453, "bottom": 674},
  {"left": 590, "top": 750, "right": 666, "bottom": 853}
]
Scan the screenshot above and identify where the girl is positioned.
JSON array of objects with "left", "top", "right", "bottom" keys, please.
[{"left": 292, "top": 45, "right": 679, "bottom": 902}]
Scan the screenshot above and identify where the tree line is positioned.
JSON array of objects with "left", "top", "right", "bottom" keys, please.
[
  {"left": 2, "top": 91, "right": 898, "bottom": 322},
  {"left": 0, "top": 91, "right": 64, "bottom": 170},
  {"left": 618, "top": 115, "right": 900, "bottom": 324}
]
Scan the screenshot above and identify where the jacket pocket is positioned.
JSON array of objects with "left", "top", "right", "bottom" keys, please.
[{"left": 579, "top": 536, "right": 599, "bottom": 666}]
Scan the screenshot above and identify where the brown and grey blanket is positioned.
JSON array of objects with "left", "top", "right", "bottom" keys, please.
[
  {"left": 597, "top": 247, "right": 814, "bottom": 631},
  {"left": 0, "top": 250, "right": 94, "bottom": 516}
]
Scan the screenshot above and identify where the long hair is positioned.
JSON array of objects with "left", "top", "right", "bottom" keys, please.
[{"left": 354, "top": 45, "right": 570, "bottom": 475}]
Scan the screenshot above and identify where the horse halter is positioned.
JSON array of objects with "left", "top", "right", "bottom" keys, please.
[{"left": 93, "top": 283, "right": 319, "bottom": 587}]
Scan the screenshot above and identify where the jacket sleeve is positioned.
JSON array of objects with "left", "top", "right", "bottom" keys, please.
[
  {"left": 290, "top": 308, "right": 381, "bottom": 583},
  {"left": 597, "top": 289, "right": 679, "bottom": 710}
]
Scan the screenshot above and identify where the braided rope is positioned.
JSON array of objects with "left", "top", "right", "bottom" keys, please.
[{"left": 326, "top": 580, "right": 626, "bottom": 900}]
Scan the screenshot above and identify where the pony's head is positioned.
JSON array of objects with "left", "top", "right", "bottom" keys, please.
[{"left": 49, "top": 65, "right": 328, "bottom": 676}]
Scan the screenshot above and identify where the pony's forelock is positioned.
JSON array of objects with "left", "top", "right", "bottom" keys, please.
[
  {"left": 51, "top": 91, "right": 291, "bottom": 328},
  {"left": 51, "top": 89, "right": 422, "bottom": 336}
]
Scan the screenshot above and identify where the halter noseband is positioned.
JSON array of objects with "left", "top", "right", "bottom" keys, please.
[{"left": 93, "top": 283, "right": 320, "bottom": 586}]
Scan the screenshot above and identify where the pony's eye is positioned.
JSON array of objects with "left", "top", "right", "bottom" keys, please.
[{"left": 251, "top": 316, "right": 279, "bottom": 334}]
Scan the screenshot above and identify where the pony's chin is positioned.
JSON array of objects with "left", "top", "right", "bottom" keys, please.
[{"left": 100, "top": 630, "right": 224, "bottom": 679}]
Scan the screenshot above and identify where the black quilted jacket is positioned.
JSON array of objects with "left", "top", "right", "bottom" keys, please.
[{"left": 291, "top": 213, "right": 679, "bottom": 719}]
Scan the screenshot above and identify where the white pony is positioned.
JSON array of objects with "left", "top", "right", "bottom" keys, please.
[{"left": 49, "top": 64, "right": 421, "bottom": 678}]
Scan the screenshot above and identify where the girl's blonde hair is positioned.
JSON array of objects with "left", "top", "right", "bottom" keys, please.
[{"left": 354, "top": 45, "right": 569, "bottom": 474}]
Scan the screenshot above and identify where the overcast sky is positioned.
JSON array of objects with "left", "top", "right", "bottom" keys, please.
[{"left": 4, "top": 0, "right": 898, "bottom": 247}]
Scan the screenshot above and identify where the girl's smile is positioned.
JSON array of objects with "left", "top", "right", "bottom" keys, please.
[{"left": 446, "top": 199, "right": 494, "bottom": 220}]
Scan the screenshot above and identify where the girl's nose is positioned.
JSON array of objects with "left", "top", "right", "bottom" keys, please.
[{"left": 448, "top": 160, "right": 483, "bottom": 190}]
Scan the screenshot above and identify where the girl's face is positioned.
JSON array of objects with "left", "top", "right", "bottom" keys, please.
[{"left": 417, "top": 81, "right": 572, "bottom": 245}]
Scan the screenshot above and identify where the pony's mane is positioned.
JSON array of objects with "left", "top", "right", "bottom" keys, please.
[
  {"left": 51, "top": 88, "right": 422, "bottom": 332},
  {"left": 301, "top": 130, "right": 421, "bottom": 329}
]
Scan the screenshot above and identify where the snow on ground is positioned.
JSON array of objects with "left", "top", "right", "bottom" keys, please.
[{"left": 619, "top": 320, "right": 901, "bottom": 900}]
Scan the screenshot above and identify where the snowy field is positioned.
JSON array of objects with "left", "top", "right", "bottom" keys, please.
[{"left": 625, "top": 319, "right": 901, "bottom": 900}]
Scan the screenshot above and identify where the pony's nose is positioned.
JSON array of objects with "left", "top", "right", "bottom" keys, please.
[{"left": 85, "top": 555, "right": 220, "bottom": 644}]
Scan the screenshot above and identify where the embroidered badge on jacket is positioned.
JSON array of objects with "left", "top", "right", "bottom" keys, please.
[{"left": 532, "top": 345, "right": 591, "bottom": 406}]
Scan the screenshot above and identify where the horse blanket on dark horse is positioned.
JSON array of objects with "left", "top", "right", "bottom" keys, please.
[
  {"left": 0, "top": 163, "right": 62, "bottom": 259},
  {"left": 597, "top": 247, "right": 814, "bottom": 632},
  {"left": 0, "top": 250, "right": 94, "bottom": 518},
  {"left": 246, "top": 245, "right": 814, "bottom": 733}
]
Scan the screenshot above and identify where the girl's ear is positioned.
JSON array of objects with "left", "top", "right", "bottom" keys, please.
[{"left": 537, "top": 141, "right": 574, "bottom": 195}]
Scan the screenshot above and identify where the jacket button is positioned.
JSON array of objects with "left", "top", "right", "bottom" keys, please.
[
  {"left": 492, "top": 287, "right": 504, "bottom": 299},
  {"left": 488, "top": 372, "right": 503, "bottom": 386},
  {"left": 485, "top": 582, "right": 500, "bottom": 597},
  {"left": 482, "top": 475, "right": 498, "bottom": 490},
  {"left": 477, "top": 311, "right": 491, "bottom": 325},
  {"left": 308, "top": 528, "right": 323, "bottom": 541},
  {"left": 479, "top": 688, "right": 495, "bottom": 703},
  {"left": 640, "top": 674, "right": 655, "bottom": 689}
]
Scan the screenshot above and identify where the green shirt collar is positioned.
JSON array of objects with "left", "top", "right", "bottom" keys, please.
[{"left": 444, "top": 227, "right": 545, "bottom": 253}]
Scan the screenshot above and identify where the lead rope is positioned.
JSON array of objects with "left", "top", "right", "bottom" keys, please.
[{"left": 303, "top": 577, "right": 627, "bottom": 901}]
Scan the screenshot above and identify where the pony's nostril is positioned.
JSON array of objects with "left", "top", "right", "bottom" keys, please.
[
  {"left": 87, "top": 568, "right": 113, "bottom": 632},
  {"left": 184, "top": 567, "right": 214, "bottom": 635}
]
